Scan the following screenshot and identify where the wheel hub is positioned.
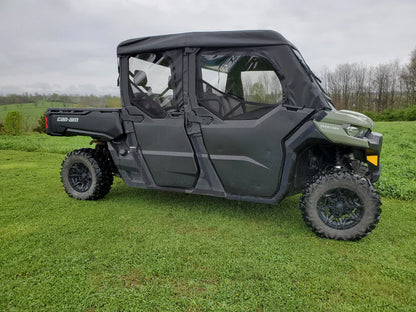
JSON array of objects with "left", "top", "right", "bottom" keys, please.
[
  {"left": 332, "top": 202, "right": 345, "bottom": 217},
  {"left": 317, "top": 187, "right": 364, "bottom": 230},
  {"left": 68, "top": 163, "right": 92, "bottom": 193}
]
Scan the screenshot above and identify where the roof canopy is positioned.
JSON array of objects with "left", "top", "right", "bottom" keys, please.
[{"left": 117, "top": 30, "right": 293, "bottom": 56}]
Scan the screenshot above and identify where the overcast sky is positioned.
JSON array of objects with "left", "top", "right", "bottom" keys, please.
[{"left": 0, "top": 0, "right": 415, "bottom": 95}]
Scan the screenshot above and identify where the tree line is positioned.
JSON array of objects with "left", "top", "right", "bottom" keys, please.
[
  {"left": 0, "top": 93, "right": 120, "bottom": 108},
  {"left": 320, "top": 48, "right": 416, "bottom": 112}
]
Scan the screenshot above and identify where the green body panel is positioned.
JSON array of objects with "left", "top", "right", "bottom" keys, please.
[
  {"left": 313, "top": 110, "right": 376, "bottom": 148},
  {"left": 313, "top": 121, "right": 369, "bottom": 148},
  {"left": 321, "top": 110, "right": 374, "bottom": 129}
]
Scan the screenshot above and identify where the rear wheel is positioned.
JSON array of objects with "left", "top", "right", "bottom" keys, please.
[
  {"left": 300, "top": 171, "right": 381, "bottom": 241},
  {"left": 61, "top": 148, "right": 113, "bottom": 200}
]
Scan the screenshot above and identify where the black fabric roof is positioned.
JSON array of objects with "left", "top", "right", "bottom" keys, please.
[{"left": 117, "top": 30, "right": 293, "bottom": 56}]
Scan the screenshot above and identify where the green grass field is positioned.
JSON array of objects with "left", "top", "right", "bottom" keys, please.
[
  {"left": 373, "top": 122, "right": 416, "bottom": 200},
  {"left": 0, "top": 122, "right": 415, "bottom": 311}
]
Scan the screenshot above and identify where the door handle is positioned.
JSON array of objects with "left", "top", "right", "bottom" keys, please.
[
  {"left": 169, "top": 111, "right": 184, "bottom": 118},
  {"left": 197, "top": 116, "right": 213, "bottom": 125},
  {"left": 283, "top": 104, "right": 301, "bottom": 111}
]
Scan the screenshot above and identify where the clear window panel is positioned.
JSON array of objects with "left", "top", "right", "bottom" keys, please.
[
  {"left": 128, "top": 53, "right": 175, "bottom": 118},
  {"left": 199, "top": 54, "right": 283, "bottom": 119}
]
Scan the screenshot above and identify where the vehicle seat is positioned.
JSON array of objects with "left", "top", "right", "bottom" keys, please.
[
  {"left": 130, "top": 70, "right": 166, "bottom": 118},
  {"left": 202, "top": 85, "right": 222, "bottom": 116},
  {"left": 221, "top": 96, "right": 243, "bottom": 118}
]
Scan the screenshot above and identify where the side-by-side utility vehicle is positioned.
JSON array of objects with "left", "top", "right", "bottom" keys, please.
[{"left": 46, "top": 30, "right": 382, "bottom": 240}]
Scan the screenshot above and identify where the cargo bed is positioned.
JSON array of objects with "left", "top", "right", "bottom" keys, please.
[{"left": 45, "top": 108, "right": 123, "bottom": 141}]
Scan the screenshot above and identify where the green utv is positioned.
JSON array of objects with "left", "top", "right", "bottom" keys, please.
[{"left": 46, "top": 30, "right": 382, "bottom": 241}]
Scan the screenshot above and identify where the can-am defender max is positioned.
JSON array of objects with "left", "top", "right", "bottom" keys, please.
[{"left": 46, "top": 30, "right": 382, "bottom": 241}]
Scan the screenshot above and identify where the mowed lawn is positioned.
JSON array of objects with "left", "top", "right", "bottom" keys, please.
[{"left": 0, "top": 123, "right": 415, "bottom": 311}]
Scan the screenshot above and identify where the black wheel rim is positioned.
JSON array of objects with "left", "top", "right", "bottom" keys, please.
[
  {"left": 317, "top": 188, "right": 364, "bottom": 230},
  {"left": 68, "top": 163, "right": 92, "bottom": 192}
]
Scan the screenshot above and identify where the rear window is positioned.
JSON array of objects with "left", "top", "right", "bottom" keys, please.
[{"left": 128, "top": 53, "right": 175, "bottom": 118}]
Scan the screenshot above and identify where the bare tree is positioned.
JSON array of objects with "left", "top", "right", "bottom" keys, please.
[
  {"left": 372, "top": 61, "right": 401, "bottom": 111},
  {"left": 401, "top": 48, "right": 416, "bottom": 106},
  {"left": 351, "top": 63, "right": 367, "bottom": 111}
]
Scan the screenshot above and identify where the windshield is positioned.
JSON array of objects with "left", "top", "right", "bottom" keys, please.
[{"left": 291, "top": 48, "right": 334, "bottom": 108}]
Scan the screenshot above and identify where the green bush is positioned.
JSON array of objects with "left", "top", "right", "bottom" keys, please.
[
  {"left": 2, "top": 111, "right": 24, "bottom": 135},
  {"left": 361, "top": 106, "right": 416, "bottom": 122},
  {"left": 404, "top": 107, "right": 416, "bottom": 121},
  {"left": 361, "top": 110, "right": 380, "bottom": 121},
  {"left": 33, "top": 112, "right": 47, "bottom": 133}
]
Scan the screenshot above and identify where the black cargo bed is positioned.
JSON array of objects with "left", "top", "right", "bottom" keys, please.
[{"left": 46, "top": 108, "right": 123, "bottom": 141}]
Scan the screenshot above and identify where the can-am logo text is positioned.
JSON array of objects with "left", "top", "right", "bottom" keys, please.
[{"left": 57, "top": 117, "right": 79, "bottom": 123}]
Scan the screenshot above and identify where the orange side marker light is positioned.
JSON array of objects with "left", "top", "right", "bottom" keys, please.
[{"left": 367, "top": 155, "right": 378, "bottom": 166}]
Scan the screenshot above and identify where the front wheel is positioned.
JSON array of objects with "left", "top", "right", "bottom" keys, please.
[
  {"left": 61, "top": 148, "right": 113, "bottom": 200},
  {"left": 300, "top": 171, "right": 381, "bottom": 241}
]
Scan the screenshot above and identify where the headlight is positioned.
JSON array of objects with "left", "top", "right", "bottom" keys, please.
[{"left": 343, "top": 125, "right": 368, "bottom": 138}]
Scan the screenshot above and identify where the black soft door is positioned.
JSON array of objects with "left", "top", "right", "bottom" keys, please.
[
  {"left": 134, "top": 114, "right": 198, "bottom": 188},
  {"left": 196, "top": 53, "right": 313, "bottom": 197},
  {"left": 127, "top": 52, "right": 198, "bottom": 188},
  {"left": 199, "top": 107, "right": 312, "bottom": 197}
]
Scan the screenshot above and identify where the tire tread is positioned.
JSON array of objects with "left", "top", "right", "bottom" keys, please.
[
  {"left": 300, "top": 170, "right": 381, "bottom": 241},
  {"left": 61, "top": 148, "right": 113, "bottom": 200}
]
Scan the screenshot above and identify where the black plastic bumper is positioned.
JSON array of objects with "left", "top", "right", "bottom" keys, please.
[{"left": 366, "top": 131, "right": 383, "bottom": 183}]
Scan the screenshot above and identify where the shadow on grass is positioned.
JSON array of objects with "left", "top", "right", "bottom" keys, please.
[{"left": 105, "top": 179, "right": 303, "bottom": 230}]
